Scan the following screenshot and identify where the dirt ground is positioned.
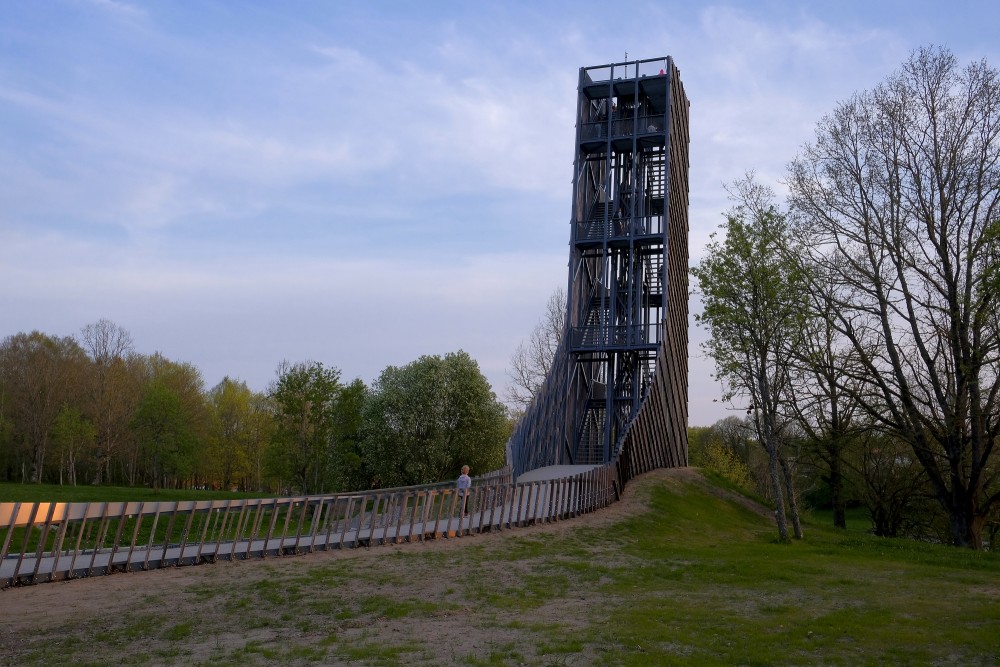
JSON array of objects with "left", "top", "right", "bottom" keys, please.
[{"left": 0, "top": 468, "right": 756, "bottom": 666}]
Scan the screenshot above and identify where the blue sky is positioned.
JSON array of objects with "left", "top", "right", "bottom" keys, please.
[{"left": 2, "top": 1, "right": 997, "bottom": 426}]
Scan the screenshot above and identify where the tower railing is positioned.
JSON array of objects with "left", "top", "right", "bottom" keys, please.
[
  {"left": 570, "top": 322, "right": 663, "bottom": 349},
  {"left": 573, "top": 215, "right": 665, "bottom": 242},
  {"left": 580, "top": 114, "right": 665, "bottom": 142}
]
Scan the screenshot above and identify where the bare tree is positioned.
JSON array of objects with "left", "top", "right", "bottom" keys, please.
[
  {"left": 850, "top": 428, "right": 935, "bottom": 539},
  {"left": 785, "top": 276, "right": 868, "bottom": 529},
  {"left": 506, "top": 287, "right": 566, "bottom": 410},
  {"left": 788, "top": 46, "right": 1000, "bottom": 548},
  {"left": 80, "top": 319, "right": 139, "bottom": 485}
]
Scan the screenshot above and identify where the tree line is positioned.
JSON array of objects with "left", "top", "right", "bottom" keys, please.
[
  {"left": 691, "top": 47, "right": 1000, "bottom": 549},
  {"left": 0, "top": 319, "right": 509, "bottom": 493}
]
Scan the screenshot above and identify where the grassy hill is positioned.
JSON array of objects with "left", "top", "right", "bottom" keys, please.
[{"left": 2, "top": 468, "right": 998, "bottom": 666}]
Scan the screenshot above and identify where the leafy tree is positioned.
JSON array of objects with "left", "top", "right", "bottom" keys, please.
[
  {"left": 506, "top": 287, "right": 566, "bottom": 410},
  {"left": 131, "top": 379, "right": 196, "bottom": 488},
  {"left": 51, "top": 406, "right": 96, "bottom": 486},
  {"left": 0, "top": 409, "right": 13, "bottom": 481},
  {"left": 131, "top": 354, "right": 209, "bottom": 488},
  {"left": 207, "top": 377, "right": 255, "bottom": 490},
  {"left": 690, "top": 417, "right": 755, "bottom": 492},
  {"left": 362, "top": 351, "right": 508, "bottom": 488},
  {"left": 691, "top": 178, "right": 806, "bottom": 541},
  {"left": 268, "top": 361, "right": 343, "bottom": 494},
  {"left": 0, "top": 331, "right": 89, "bottom": 483},
  {"left": 687, "top": 425, "right": 715, "bottom": 467},
  {"left": 788, "top": 46, "right": 1000, "bottom": 548},
  {"left": 330, "top": 378, "right": 367, "bottom": 491},
  {"left": 703, "top": 441, "right": 754, "bottom": 491},
  {"left": 244, "top": 391, "right": 275, "bottom": 492},
  {"left": 688, "top": 417, "right": 751, "bottom": 468}
]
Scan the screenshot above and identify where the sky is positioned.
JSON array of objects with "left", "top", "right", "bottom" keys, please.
[{"left": 2, "top": 1, "right": 998, "bottom": 426}]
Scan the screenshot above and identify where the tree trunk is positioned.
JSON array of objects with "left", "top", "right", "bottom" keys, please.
[
  {"left": 946, "top": 491, "right": 984, "bottom": 550},
  {"left": 764, "top": 434, "right": 789, "bottom": 541},
  {"left": 780, "top": 455, "right": 803, "bottom": 539},
  {"left": 92, "top": 447, "right": 109, "bottom": 485},
  {"left": 828, "top": 443, "right": 846, "bottom": 529},
  {"left": 31, "top": 435, "right": 47, "bottom": 484}
]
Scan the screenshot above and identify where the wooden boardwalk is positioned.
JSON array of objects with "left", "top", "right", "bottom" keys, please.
[{"left": 1, "top": 464, "right": 615, "bottom": 587}]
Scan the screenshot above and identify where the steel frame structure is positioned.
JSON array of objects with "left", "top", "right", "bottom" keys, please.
[{"left": 508, "top": 57, "right": 689, "bottom": 478}]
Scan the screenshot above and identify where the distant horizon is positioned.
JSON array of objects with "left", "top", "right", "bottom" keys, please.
[{"left": 2, "top": 1, "right": 997, "bottom": 427}]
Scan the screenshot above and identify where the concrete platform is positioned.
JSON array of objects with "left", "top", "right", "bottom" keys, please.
[{"left": 517, "top": 465, "right": 600, "bottom": 483}]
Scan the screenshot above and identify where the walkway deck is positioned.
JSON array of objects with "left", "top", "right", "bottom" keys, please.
[{"left": 1, "top": 465, "right": 619, "bottom": 587}]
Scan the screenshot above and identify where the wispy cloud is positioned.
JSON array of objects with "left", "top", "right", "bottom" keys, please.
[
  {"left": 81, "top": 0, "right": 145, "bottom": 19},
  {"left": 2, "top": 1, "right": 997, "bottom": 423}
]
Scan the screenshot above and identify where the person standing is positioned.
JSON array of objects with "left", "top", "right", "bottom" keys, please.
[{"left": 457, "top": 465, "right": 471, "bottom": 517}]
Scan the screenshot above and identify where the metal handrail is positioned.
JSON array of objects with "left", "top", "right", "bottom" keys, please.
[
  {"left": 570, "top": 323, "right": 663, "bottom": 348},
  {"left": 0, "top": 462, "right": 632, "bottom": 588},
  {"left": 580, "top": 114, "right": 665, "bottom": 142}
]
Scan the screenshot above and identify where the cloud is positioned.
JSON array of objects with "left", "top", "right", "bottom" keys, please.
[
  {"left": 5, "top": 1, "right": 997, "bottom": 426},
  {"left": 81, "top": 0, "right": 145, "bottom": 19},
  {"left": 0, "top": 23, "right": 577, "bottom": 243},
  {"left": 0, "top": 222, "right": 565, "bottom": 399}
]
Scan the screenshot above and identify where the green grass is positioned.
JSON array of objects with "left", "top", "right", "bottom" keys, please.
[
  {"left": 5, "top": 470, "right": 999, "bottom": 666},
  {"left": 588, "top": 480, "right": 1000, "bottom": 665},
  {"left": 0, "top": 481, "right": 272, "bottom": 503},
  {"left": 806, "top": 505, "right": 873, "bottom": 534}
]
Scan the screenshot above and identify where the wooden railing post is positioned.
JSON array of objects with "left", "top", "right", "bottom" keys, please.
[{"left": 0, "top": 458, "right": 667, "bottom": 587}]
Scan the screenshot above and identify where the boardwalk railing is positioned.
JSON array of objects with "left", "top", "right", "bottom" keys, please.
[{"left": 1, "top": 462, "right": 630, "bottom": 588}]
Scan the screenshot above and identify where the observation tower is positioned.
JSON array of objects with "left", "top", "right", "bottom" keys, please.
[{"left": 508, "top": 57, "right": 690, "bottom": 478}]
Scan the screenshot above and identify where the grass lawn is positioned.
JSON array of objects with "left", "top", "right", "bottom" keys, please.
[
  {"left": 0, "top": 482, "right": 272, "bottom": 503},
  {"left": 605, "top": 477, "right": 999, "bottom": 665},
  {"left": 806, "top": 505, "right": 873, "bottom": 535},
  {"left": 1, "top": 469, "right": 997, "bottom": 666}
]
